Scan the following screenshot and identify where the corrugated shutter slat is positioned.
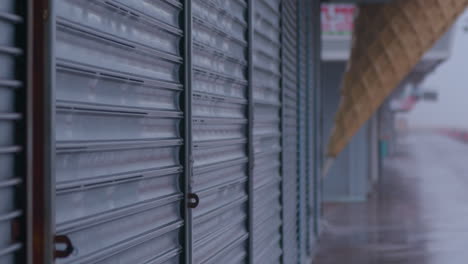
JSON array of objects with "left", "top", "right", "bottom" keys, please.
[
  {"left": 252, "top": 0, "right": 283, "bottom": 263},
  {"left": 281, "top": 0, "right": 299, "bottom": 263},
  {"left": 54, "top": 1, "right": 185, "bottom": 263},
  {"left": 191, "top": 0, "right": 249, "bottom": 263}
]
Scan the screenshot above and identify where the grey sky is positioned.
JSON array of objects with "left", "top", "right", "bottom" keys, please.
[{"left": 406, "top": 10, "right": 468, "bottom": 129}]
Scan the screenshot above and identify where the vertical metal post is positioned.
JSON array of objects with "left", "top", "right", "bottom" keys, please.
[
  {"left": 312, "top": 0, "right": 323, "bottom": 237},
  {"left": 305, "top": 0, "right": 312, "bottom": 255},
  {"left": 182, "top": 1, "right": 193, "bottom": 263},
  {"left": 26, "top": 0, "right": 33, "bottom": 262},
  {"left": 247, "top": 0, "right": 255, "bottom": 263},
  {"left": 48, "top": 2, "right": 56, "bottom": 259},
  {"left": 279, "top": 1, "right": 286, "bottom": 264},
  {"left": 31, "top": 0, "right": 55, "bottom": 263},
  {"left": 296, "top": 0, "right": 303, "bottom": 262}
]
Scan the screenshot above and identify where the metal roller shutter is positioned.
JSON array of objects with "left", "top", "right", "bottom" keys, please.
[
  {"left": 281, "top": 0, "right": 299, "bottom": 263},
  {"left": 54, "top": 1, "right": 185, "bottom": 263},
  {"left": 251, "top": 0, "right": 282, "bottom": 263},
  {"left": 306, "top": 0, "right": 320, "bottom": 255},
  {"left": 191, "top": 0, "right": 249, "bottom": 263},
  {"left": 0, "top": 0, "right": 26, "bottom": 263}
]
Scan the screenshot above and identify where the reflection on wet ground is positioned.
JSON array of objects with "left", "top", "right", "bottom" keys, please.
[{"left": 314, "top": 132, "right": 468, "bottom": 264}]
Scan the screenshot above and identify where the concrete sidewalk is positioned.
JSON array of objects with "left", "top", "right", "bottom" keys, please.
[{"left": 314, "top": 132, "right": 468, "bottom": 264}]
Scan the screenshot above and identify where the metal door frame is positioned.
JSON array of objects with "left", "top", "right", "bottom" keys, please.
[
  {"left": 279, "top": 1, "right": 287, "bottom": 263},
  {"left": 296, "top": 0, "right": 305, "bottom": 261},
  {"left": 183, "top": 0, "right": 193, "bottom": 263},
  {"left": 31, "top": 0, "right": 55, "bottom": 263},
  {"left": 247, "top": 0, "right": 255, "bottom": 263}
]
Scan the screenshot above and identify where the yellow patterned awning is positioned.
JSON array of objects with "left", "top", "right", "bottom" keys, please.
[{"left": 327, "top": 0, "right": 468, "bottom": 158}]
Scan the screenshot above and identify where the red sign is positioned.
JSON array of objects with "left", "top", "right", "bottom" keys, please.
[{"left": 321, "top": 4, "right": 356, "bottom": 35}]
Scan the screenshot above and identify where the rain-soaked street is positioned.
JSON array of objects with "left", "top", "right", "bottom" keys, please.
[{"left": 314, "top": 132, "right": 468, "bottom": 264}]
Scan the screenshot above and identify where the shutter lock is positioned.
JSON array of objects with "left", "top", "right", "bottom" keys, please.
[
  {"left": 188, "top": 193, "right": 200, "bottom": 208},
  {"left": 54, "top": 235, "right": 74, "bottom": 259}
]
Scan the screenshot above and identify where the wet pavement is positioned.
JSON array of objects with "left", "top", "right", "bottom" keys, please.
[{"left": 314, "top": 132, "right": 468, "bottom": 264}]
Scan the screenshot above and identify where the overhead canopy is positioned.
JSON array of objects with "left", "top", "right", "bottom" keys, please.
[{"left": 327, "top": 0, "right": 468, "bottom": 158}]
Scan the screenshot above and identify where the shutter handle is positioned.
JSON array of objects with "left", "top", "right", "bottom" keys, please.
[
  {"left": 188, "top": 193, "right": 200, "bottom": 208},
  {"left": 54, "top": 235, "right": 74, "bottom": 259}
]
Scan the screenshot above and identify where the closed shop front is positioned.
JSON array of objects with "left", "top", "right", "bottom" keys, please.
[
  {"left": 0, "top": 0, "right": 320, "bottom": 263},
  {"left": 54, "top": 0, "right": 186, "bottom": 263}
]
